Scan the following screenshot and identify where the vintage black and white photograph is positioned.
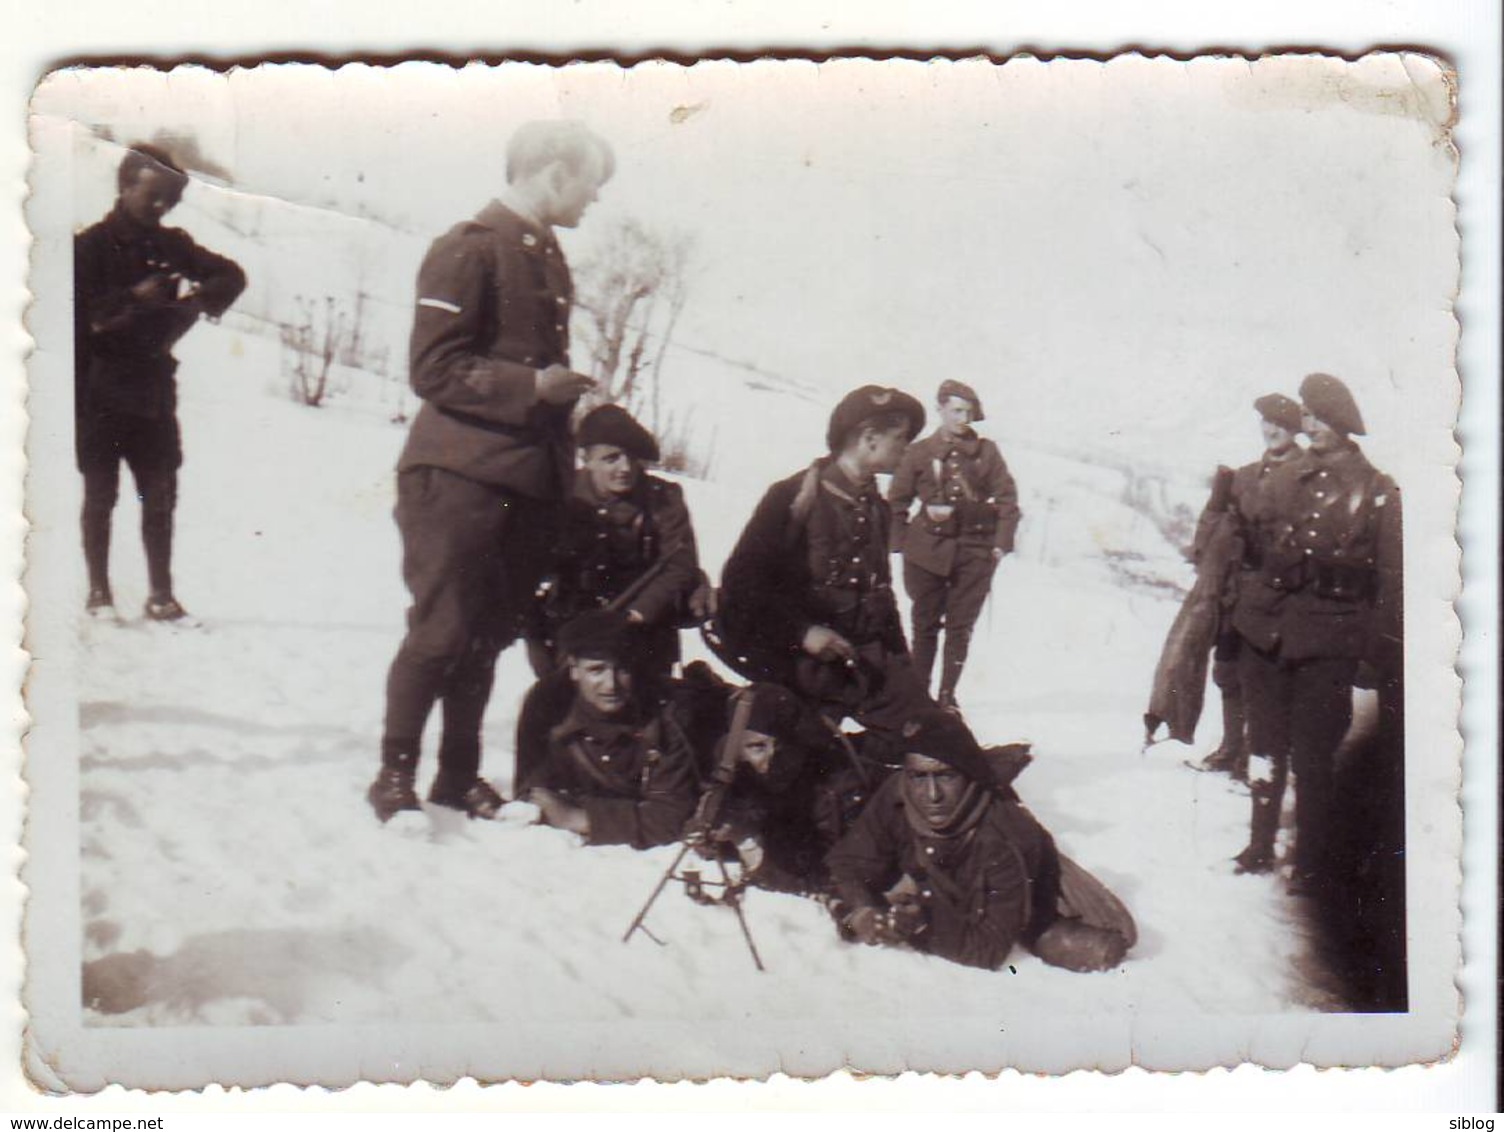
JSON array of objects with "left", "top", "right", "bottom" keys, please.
[{"left": 20, "top": 55, "right": 1461, "bottom": 1088}]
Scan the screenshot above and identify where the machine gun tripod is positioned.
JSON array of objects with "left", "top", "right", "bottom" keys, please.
[{"left": 621, "top": 688, "right": 766, "bottom": 971}]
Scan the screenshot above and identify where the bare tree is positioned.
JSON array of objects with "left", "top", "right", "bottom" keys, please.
[
  {"left": 281, "top": 295, "right": 349, "bottom": 408},
  {"left": 573, "top": 217, "right": 694, "bottom": 433}
]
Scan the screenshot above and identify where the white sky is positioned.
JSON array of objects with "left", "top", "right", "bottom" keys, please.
[{"left": 36, "top": 56, "right": 1458, "bottom": 481}]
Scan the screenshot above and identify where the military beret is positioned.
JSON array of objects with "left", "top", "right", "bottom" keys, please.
[
  {"left": 826, "top": 385, "right": 926, "bottom": 453},
  {"left": 1299, "top": 372, "right": 1366, "bottom": 437},
  {"left": 899, "top": 710, "right": 1000, "bottom": 789},
  {"left": 937, "top": 379, "right": 986, "bottom": 422},
  {"left": 1253, "top": 393, "right": 1303, "bottom": 433},
  {"left": 577, "top": 403, "right": 660, "bottom": 463},
  {"left": 556, "top": 608, "right": 638, "bottom": 662},
  {"left": 742, "top": 683, "right": 805, "bottom": 742}
]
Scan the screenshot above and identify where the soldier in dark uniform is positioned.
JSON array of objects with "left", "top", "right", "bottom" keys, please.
[
  {"left": 888, "top": 379, "right": 1020, "bottom": 713},
  {"left": 1230, "top": 374, "right": 1402, "bottom": 893},
  {"left": 74, "top": 144, "right": 247, "bottom": 621},
  {"left": 528, "top": 403, "right": 709, "bottom": 681},
  {"left": 524, "top": 610, "right": 699, "bottom": 849},
  {"left": 690, "top": 681, "right": 886, "bottom": 894},
  {"left": 716, "top": 385, "right": 923, "bottom": 716},
  {"left": 825, "top": 728, "right": 1131, "bottom": 972},
  {"left": 1188, "top": 393, "right": 1304, "bottom": 778},
  {"left": 368, "top": 121, "right": 613, "bottom": 823},
  {"left": 716, "top": 385, "right": 997, "bottom": 772}
]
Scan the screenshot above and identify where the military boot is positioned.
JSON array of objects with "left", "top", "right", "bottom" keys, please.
[
  {"left": 367, "top": 745, "right": 421, "bottom": 823},
  {"left": 1221, "top": 688, "right": 1250, "bottom": 782},
  {"left": 1233, "top": 764, "right": 1282, "bottom": 875},
  {"left": 428, "top": 777, "right": 505, "bottom": 820}
]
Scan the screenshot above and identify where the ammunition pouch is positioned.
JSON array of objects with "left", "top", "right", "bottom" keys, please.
[
  {"left": 1312, "top": 562, "right": 1377, "bottom": 602},
  {"left": 1245, "top": 548, "right": 1376, "bottom": 601},
  {"left": 955, "top": 499, "right": 999, "bottom": 538}
]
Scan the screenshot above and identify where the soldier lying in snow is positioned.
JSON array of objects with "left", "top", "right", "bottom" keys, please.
[
  {"left": 680, "top": 678, "right": 886, "bottom": 894},
  {"left": 523, "top": 609, "right": 699, "bottom": 849},
  {"left": 826, "top": 721, "right": 1135, "bottom": 973}
]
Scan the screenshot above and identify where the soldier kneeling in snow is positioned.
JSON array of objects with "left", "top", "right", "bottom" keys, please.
[
  {"left": 524, "top": 609, "right": 699, "bottom": 849},
  {"left": 825, "top": 725, "right": 1134, "bottom": 972}
]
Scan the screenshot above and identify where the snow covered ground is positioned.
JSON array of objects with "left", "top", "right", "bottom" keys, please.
[{"left": 72, "top": 320, "right": 1342, "bottom": 1038}]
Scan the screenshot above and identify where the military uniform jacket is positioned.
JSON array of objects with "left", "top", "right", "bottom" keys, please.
[
  {"left": 1231, "top": 442, "right": 1402, "bottom": 665},
  {"left": 397, "top": 201, "right": 578, "bottom": 499},
  {"left": 553, "top": 470, "right": 701, "bottom": 628},
  {"left": 720, "top": 460, "right": 906, "bottom": 684},
  {"left": 1190, "top": 448, "right": 1304, "bottom": 614},
  {"left": 74, "top": 206, "right": 247, "bottom": 421},
  {"left": 889, "top": 428, "right": 1020, "bottom": 576},
  {"left": 535, "top": 700, "right": 699, "bottom": 848},
  {"left": 825, "top": 774, "right": 1060, "bottom": 971}
]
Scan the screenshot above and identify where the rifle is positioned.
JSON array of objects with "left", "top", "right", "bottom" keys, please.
[
  {"left": 622, "top": 687, "right": 766, "bottom": 971},
  {"left": 604, "top": 537, "right": 688, "bottom": 615}
]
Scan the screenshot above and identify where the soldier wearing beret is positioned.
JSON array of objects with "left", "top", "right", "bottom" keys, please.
[
  {"left": 716, "top": 386, "right": 981, "bottom": 753},
  {"left": 1229, "top": 374, "right": 1402, "bottom": 893},
  {"left": 74, "top": 144, "right": 247, "bottom": 623},
  {"left": 716, "top": 387, "right": 1018, "bottom": 786},
  {"left": 688, "top": 681, "right": 890, "bottom": 893},
  {"left": 824, "top": 725, "right": 1131, "bottom": 972},
  {"left": 526, "top": 403, "right": 710, "bottom": 681},
  {"left": 1185, "top": 393, "right": 1305, "bottom": 778},
  {"left": 888, "top": 379, "right": 1020, "bottom": 715},
  {"left": 523, "top": 609, "right": 700, "bottom": 848},
  {"left": 369, "top": 121, "right": 613, "bottom": 823}
]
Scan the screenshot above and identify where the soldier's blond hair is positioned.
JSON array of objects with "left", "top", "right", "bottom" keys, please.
[{"left": 506, "top": 121, "right": 616, "bottom": 184}]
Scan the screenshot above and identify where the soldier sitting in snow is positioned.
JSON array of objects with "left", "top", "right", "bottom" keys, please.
[
  {"left": 527, "top": 403, "right": 712, "bottom": 681},
  {"left": 523, "top": 609, "right": 699, "bottom": 849},
  {"left": 825, "top": 720, "right": 1134, "bottom": 972}
]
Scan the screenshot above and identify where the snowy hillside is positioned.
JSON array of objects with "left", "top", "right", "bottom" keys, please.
[{"left": 71, "top": 316, "right": 1347, "bottom": 1054}]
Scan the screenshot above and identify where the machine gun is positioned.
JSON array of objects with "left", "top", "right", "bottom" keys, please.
[{"left": 621, "top": 687, "right": 766, "bottom": 971}]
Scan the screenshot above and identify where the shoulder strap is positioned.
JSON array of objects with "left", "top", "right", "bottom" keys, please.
[{"left": 785, "top": 460, "right": 825, "bottom": 548}]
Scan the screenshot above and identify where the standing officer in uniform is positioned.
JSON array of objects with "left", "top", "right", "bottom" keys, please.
[
  {"left": 368, "top": 121, "right": 613, "bottom": 823},
  {"left": 1188, "top": 393, "right": 1304, "bottom": 778},
  {"left": 1229, "top": 373, "right": 1402, "bottom": 892},
  {"left": 528, "top": 403, "right": 709, "bottom": 681},
  {"left": 888, "top": 380, "right": 1020, "bottom": 714},
  {"left": 74, "top": 143, "right": 247, "bottom": 622}
]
